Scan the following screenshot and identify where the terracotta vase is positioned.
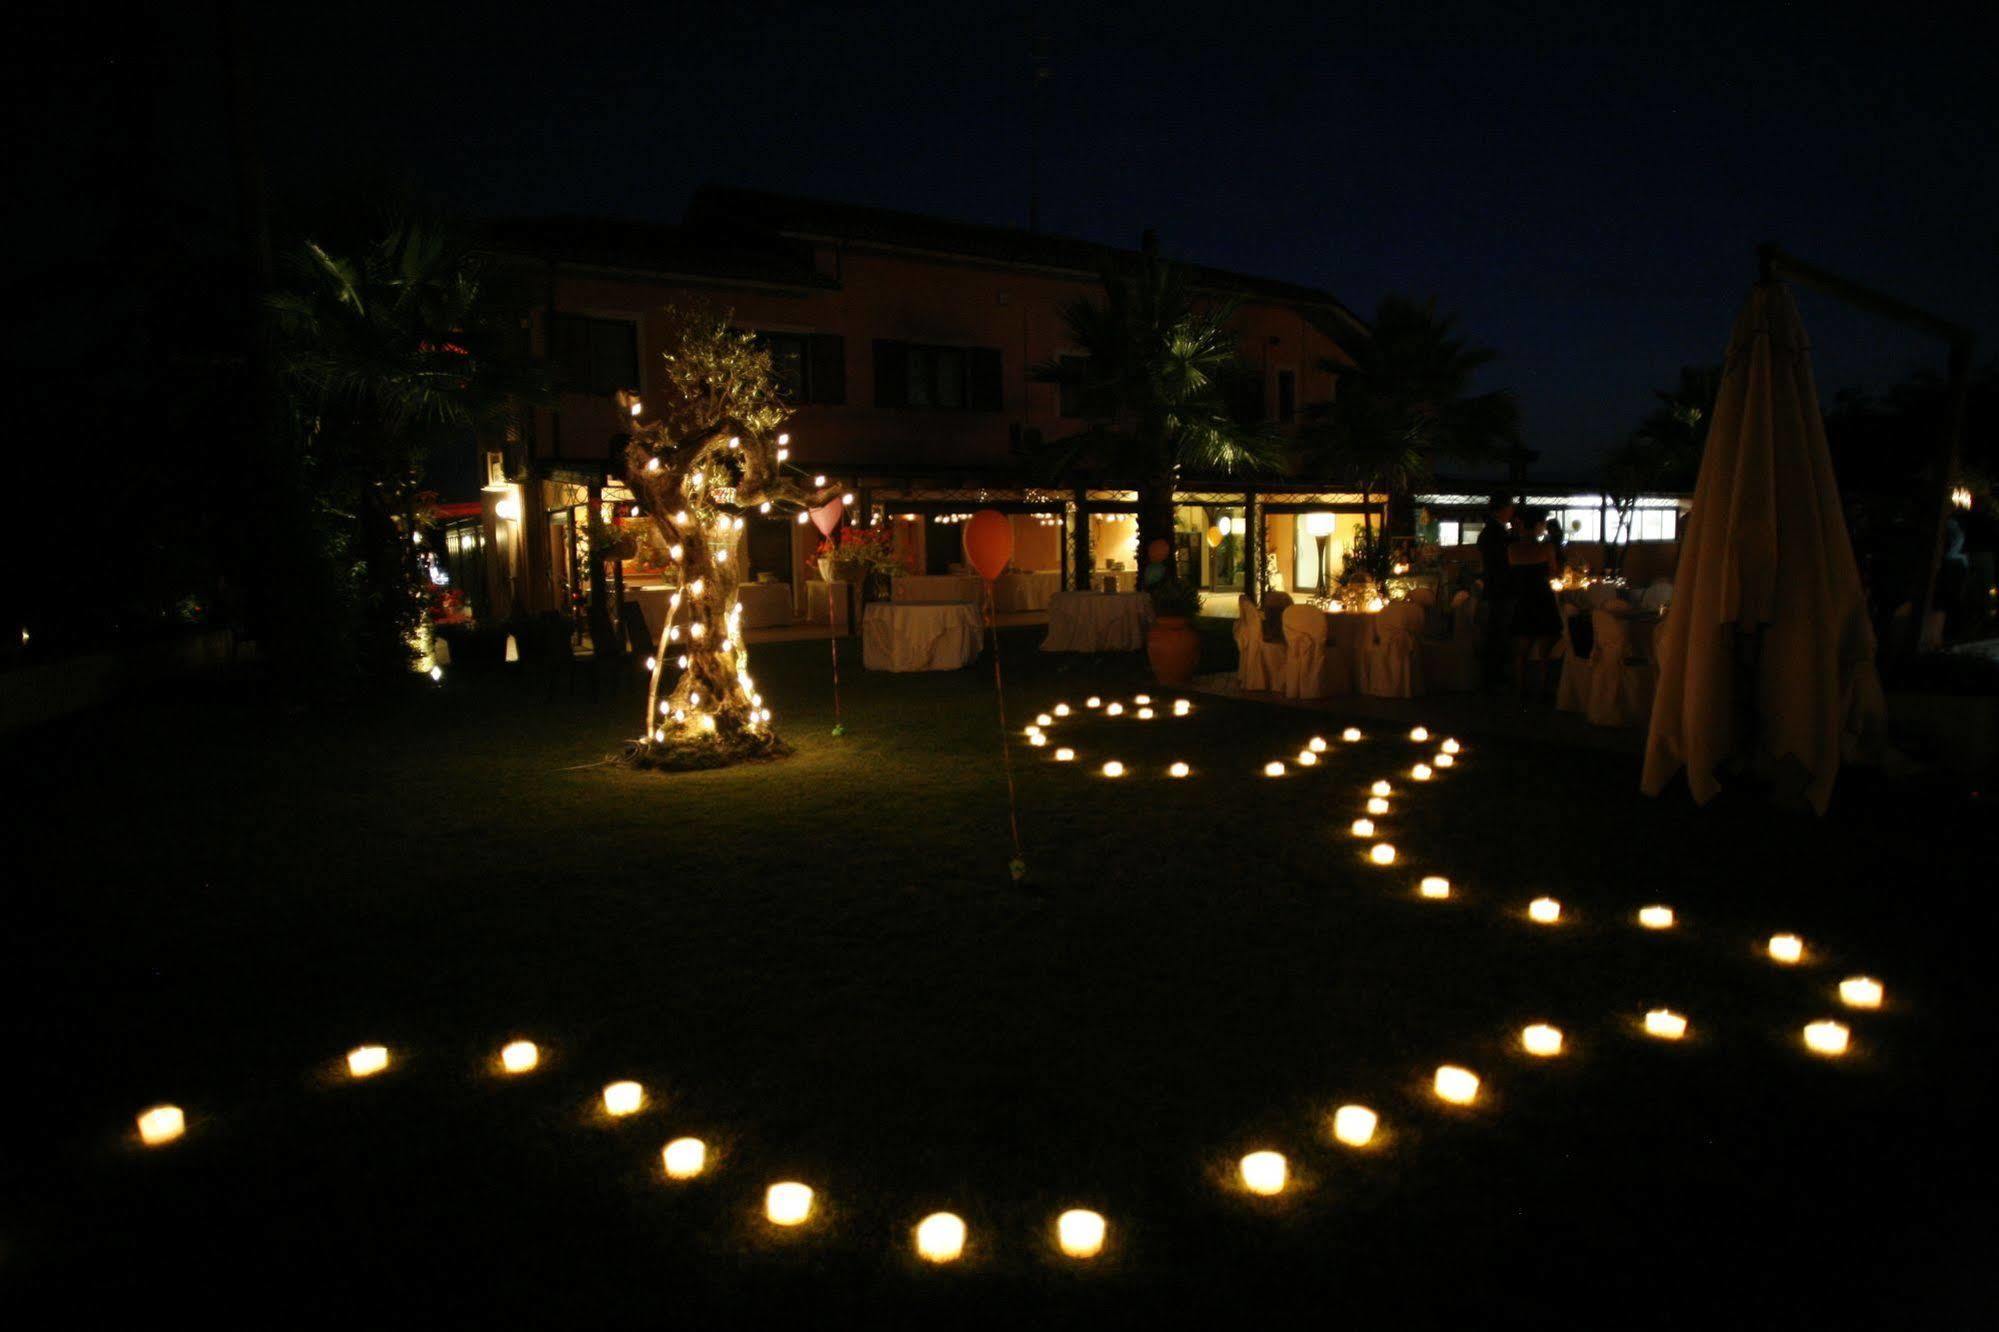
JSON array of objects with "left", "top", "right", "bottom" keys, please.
[{"left": 1147, "top": 615, "right": 1200, "bottom": 684}]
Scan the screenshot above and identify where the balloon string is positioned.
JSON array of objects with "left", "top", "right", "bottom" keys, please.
[
  {"left": 827, "top": 581, "right": 842, "bottom": 728},
  {"left": 983, "top": 583, "right": 1025, "bottom": 868}
]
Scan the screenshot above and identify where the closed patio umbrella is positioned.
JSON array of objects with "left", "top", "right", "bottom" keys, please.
[{"left": 1642, "top": 282, "right": 1886, "bottom": 814}]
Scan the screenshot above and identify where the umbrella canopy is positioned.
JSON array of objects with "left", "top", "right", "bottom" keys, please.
[{"left": 1642, "top": 282, "right": 1886, "bottom": 814}]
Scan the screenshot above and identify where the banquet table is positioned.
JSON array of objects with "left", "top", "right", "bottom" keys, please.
[
  {"left": 991, "top": 570, "right": 1061, "bottom": 612},
  {"left": 862, "top": 600, "right": 983, "bottom": 672},
  {"left": 804, "top": 579, "right": 855, "bottom": 634},
  {"left": 892, "top": 573, "right": 982, "bottom": 604},
  {"left": 735, "top": 581, "right": 795, "bottom": 629},
  {"left": 1042, "top": 591, "right": 1151, "bottom": 652}
]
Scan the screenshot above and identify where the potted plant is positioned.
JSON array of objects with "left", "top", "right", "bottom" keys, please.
[{"left": 1146, "top": 575, "right": 1202, "bottom": 683}]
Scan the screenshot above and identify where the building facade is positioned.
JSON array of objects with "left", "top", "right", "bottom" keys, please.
[{"left": 441, "top": 188, "right": 1384, "bottom": 633}]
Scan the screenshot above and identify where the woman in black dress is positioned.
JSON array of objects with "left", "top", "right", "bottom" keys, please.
[{"left": 1506, "top": 508, "right": 1565, "bottom": 698}]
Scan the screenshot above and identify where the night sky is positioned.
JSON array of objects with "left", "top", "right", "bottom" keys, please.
[{"left": 13, "top": 0, "right": 1999, "bottom": 472}]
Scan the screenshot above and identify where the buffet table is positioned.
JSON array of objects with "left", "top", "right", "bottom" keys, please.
[
  {"left": 991, "top": 570, "right": 1061, "bottom": 612},
  {"left": 892, "top": 574, "right": 983, "bottom": 604},
  {"left": 862, "top": 601, "right": 983, "bottom": 672}
]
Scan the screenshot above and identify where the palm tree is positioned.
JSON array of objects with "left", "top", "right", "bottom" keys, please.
[
  {"left": 1030, "top": 233, "right": 1282, "bottom": 569},
  {"left": 267, "top": 211, "right": 543, "bottom": 680},
  {"left": 1301, "top": 295, "right": 1519, "bottom": 544}
]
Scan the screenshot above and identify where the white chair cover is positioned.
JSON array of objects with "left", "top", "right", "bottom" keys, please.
[
  {"left": 1360, "top": 602, "right": 1425, "bottom": 698},
  {"left": 1586, "top": 606, "right": 1657, "bottom": 726},
  {"left": 1281, "top": 605, "right": 1351, "bottom": 698},
  {"left": 1639, "top": 580, "right": 1673, "bottom": 612},
  {"left": 1235, "top": 595, "right": 1287, "bottom": 692}
]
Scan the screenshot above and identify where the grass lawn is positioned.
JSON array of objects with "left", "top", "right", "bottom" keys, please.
[{"left": 5, "top": 627, "right": 1992, "bottom": 1324}]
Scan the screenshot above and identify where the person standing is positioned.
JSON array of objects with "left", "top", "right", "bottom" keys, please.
[
  {"left": 1478, "top": 493, "right": 1518, "bottom": 689},
  {"left": 1507, "top": 508, "right": 1566, "bottom": 697}
]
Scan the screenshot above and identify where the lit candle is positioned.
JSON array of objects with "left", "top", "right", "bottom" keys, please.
[
  {"left": 1838, "top": 977, "right": 1884, "bottom": 1009},
  {"left": 500, "top": 1040, "right": 539, "bottom": 1074},
  {"left": 1086, "top": 696, "right": 1102, "bottom": 708},
  {"left": 1802, "top": 1020, "right": 1850, "bottom": 1057},
  {"left": 766, "top": 1182, "right": 814, "bottom": 1226},
  {"left": 1369, "top": 843, "right": 1396, "bottom": 865},
  {"left": 1433, "top": 1065, "right": 1479, "bottom": 1104},
  {"left": 1264, "top": 761, "right": 1286, "bottom": 777},
  {"left": 1370, "top": 780, "right": 1392, "bottom": 797},
  {"left": 1029, "top": 734, "right": 1047, "bottom": 747},
  {"left": 1332, "top": 1104, "right": 1377, "bottom": 1146},
  {"left": 1409, "top": 726, "right": 1430, "bottom": 742},
  {"left": 1296, "top": 750, "right": 1318, "bottom": 766},
  {"left": 1351, "top": 818, "right": 1375, "bottom": 837},
  {"left": 1134, "top": 694, "right": 1151, "bottom": 706},
  {"left": 916, "top": 1212, "right": 967, "bottom": 1263},
  {"left": 1441, "top": 738, "right": 1461, "bottom": 754},
  {"left": 1308, "top": 736, "right": 1328, "bottom": 753},
  {"left": 1101, "top": 761, "right": 1125, "bottom": 778},
  {"left": 1057, "top": 1209, "right": 1106, "bottom": 1259},
  {"left": 1521, "top": 1023, "right": 1563, "bottom": 1056},
  {"left": 1528, "top": 897, "right": 1561, "bottom": 924},
  {"left": 1411, "top": 764, "right": 1433, "bottom": 781},
  {"left": 1643, "top": 1009, "right": 1688, "bottom": 1040},
  {"left": 1054, "top": 703, "right": 1071, "bottom": 716},
  {"left": 1638, "top": 906, "right": 1674, "bottom": 930},
  {"left": 1239, "top": 1150, "right": 1288, "bottom": 1196},
  {"left": 1767, "top": 934, "right": 1804, "bottom": 964},
  {"left": 1366, "top": 797, "right": 1390, "bottom": 815},
  {"left": 1054, "top": 747, "right": 1076, "bottom": 762},
  {"left": 1137, "top": 707, "right": 1154, "bottom": 720},
  {"left": 1105, "top": 702, "right": 1124, "bottom": 716},
  {"left": 661, "top": 1137, "right": 706, "bottom": 1179},
  {"left": 1342, "top": 727, "right": 1363, "bottom": 742},
  {"left": 1169, "top": 761, "right": 1190, "bottom": 778},
  {"left": 602, "top": 1081, "right": 645, "bottom": 1116},
  {"left": 1419, "top": 875, "right": 1450, "bottom": 899},
  {"left": 1433, "top": 753, "right": 1455, "bottom": 768},
  {"left": 1036, "top": 713, "right": 1053, "bottom": 726},
  {"left": 1173, "top": 699, "right": 1192, "bottom": 715},
  {"left": 347, "top": 1045, "right": 389, "bottom": 1078},
  {"left": 136, "top": 1104, "right": 185, "bottom": 1146}
]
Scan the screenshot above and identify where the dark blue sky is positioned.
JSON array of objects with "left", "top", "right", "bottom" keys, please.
[{"left": 22, "top": 0, "right": 1996, "bottom": 474}]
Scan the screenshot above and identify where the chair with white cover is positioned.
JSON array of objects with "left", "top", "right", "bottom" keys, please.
[
  {"left": 1639, "top": 579, "right": 1673, "bottom": 612},
  {"left": 1235, "top": 595, "right": 1287, "bottom": 692},
  {"left": 1281, "top": 605, "right": 1350, "bottom": 698},
  {"left": 1555, "top": 606, "right": 1593, "bottom": 712},
  {"left": 1360, "top": 601, "right": 1426, "bottom": 698},
  {"left": 1586, "top": 604, "right": 1657, "bottom": 726},
  {"left": 1419, "top": 593, "right": 1480, "bottom": 692}
]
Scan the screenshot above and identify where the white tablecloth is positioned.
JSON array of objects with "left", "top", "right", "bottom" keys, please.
[
  {"left": 1042, "top": 591, "right": 1152, "bottom": 652},
  {"left": 893, "top": 574, "right": 982, "bottom": 604},
  {"left": 804, "top": 579, "right": 855, "bottom": 633},
  {"left": 633, "top": 585, "right": 675, "bottom": 643},
  {"left": 992, "top": 570, "right": 1061, "bottom": 612},
  {"left": 736, "top": 581, "right": 794, "bottom": 629},
  {"left": 862, "top": 601, "right": 983, "bottom": 671}
]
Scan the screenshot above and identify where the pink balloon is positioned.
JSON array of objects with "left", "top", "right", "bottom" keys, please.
[{"left": 809, "top": 496, "right": 845, "bottom": 536}]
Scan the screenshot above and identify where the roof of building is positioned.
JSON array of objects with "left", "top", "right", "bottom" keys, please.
[{"left": 484, "top": 187, "right": 1368, "bottom": 346}]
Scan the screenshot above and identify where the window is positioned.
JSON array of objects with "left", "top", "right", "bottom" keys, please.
[
  {"left": 874, "top": 341, "right": 1002, "bottom": 410},
  {"left": 1276, "top": 369, "right": 1296, "bottom": 422},
  {"left": 550, "top": 314, "right": 639, "bottom": 396},
  {"left": 751, "top": 331, "right": 845, "bottom": 404},
  {"left": 1634, "top": 508, "right": 1677, "bottom": 542},
  {"left": 1555, "top": 508, "right": 1602, "bottom": 542},
  {"left": 1437, "top": 520, "right": 1461, "bottom": 546}
]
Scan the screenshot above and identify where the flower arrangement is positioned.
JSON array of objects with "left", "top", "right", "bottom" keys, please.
[{"left": 816, "top": 524, "right": 913, "bottom": 578}]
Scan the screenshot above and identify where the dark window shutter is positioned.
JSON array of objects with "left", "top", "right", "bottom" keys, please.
[
  {"left": 809, "top": 334, "right": 845, "bottom": 404},
  {"left": 873, "top": 340, "right": 907, "bottom": 407},
  {"left": 968, "top": 347, "right": 1003, "bottom": 411}
]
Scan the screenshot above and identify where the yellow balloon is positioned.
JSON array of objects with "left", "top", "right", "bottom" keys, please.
[{"left": 1205, "top": 525, "right": 1223, "bottom": 548}]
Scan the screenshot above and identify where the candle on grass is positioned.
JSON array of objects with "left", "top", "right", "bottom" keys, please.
[
  {"left": 1332, "top": 1104, "right": 1377, "bottom": 1146},
  {"left": 1057, "top": 1209, "right": 1106, "bottom": 1258},
  {"left": 1101, "top": 760, "right": 1125, "bottom": 778},
  {"left": 1264, "top": 761, "right": 1286, "bottom": 777},
  {"left": 1637, "top": 905, "right": 1675, "bottom": 930},
  {"left": 1342, "top": 727, "right": 1363, "bottom": 742},
  {"left": 1308, "top": 736, "right": 1328, "bottom": 753},
  {"left": 1169, "top": 761, "right": 1190, "bottom": 778},
  {"left": 1370, "top": 780, "right": 1392, "bottom": 797},
  {"left": 1433, "top": 1065, "right": 1479, "bottom": 1104},
  {"left": 1367, "top": 797, "right": 1390, "bottom": 815},
  {"left": 1441, "top": 738, "right": 1461, "bottom": 754},
  {"left": 347, "top": 1045, "right": 389, "bottom": 1079},
  {"left": 1803, "top": 1020, "right": 1850, "bottom": 1056},
  {"left": 1409, "top": 726, "right": 1430, "bottom": 742},
  {"left": 1839, "top": 977, "right": 1884, "bottom": 1009},
  {"left": 1643, "top": 1009, "right": 1688, "bottom": 1040},
  {"left": 1419, "top": 876, "right": 1450, "bottom": 899},
  {"left": 1054, "top": 747, "right": 1076, "bottom": 762},
  {"left": 137, "top": 1105, "right": 184, "bottom": 1146},
  {"left": 1528, "top": 897, "right": 1562, "bottom": 924},
  {"left": 1369, "top": 843, "right": 1397, "bottom": 865},
  {"left": 766, "top": 1182, "right": 813, "bottom": 1225},
  {"left": 662, "top": 1137, "right": 707, "bottom": 1179},
  {"left": 915, "top": 1212, "right": 966, "bottom": 1263},
  {"left": 1521, "top": 1024, "right": 1563, "bottom": 1057},
  {"left": 1767, "top": 934, "right": 1804, "bottom": 964},
  {"left": 1411, "top": 764, "right": 1433, "bottom": 781},
  {"left": 500, "top": 1040, "right": 539, "bottom": 1074},
  {"left": 1351, "top": 818, "right": 1375, "bottom": 837},
  {"left": 1239, "top": 1151, "right": 1288, "bottom": 1196},
  {"left": 602, "top": 1081, "right": 644, "bottom": 1116},
  {"left": 1296, "top": 749, "right": 1318, "bottom": 766}
]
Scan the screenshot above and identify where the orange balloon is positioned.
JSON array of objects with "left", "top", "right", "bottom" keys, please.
[
  {"left": 1147, "top": 538, "right": 1170, "bottom": 563},
  {"left": 962, "top": 509, "right": 1014, "bottom": 583}
]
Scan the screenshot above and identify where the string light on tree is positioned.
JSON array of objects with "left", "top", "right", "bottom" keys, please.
[{"left": 618, "top": 310, "right": 841, "bottom": 770}]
